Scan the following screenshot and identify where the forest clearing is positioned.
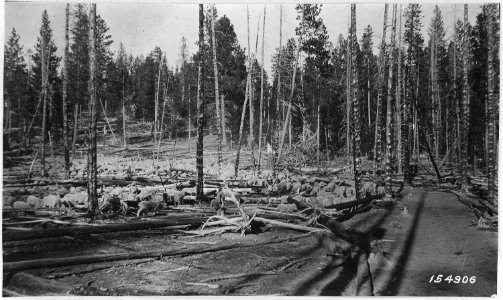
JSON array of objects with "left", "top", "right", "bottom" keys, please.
[{"left": 2, "top": 2, "right": 499, "bottom": 297}]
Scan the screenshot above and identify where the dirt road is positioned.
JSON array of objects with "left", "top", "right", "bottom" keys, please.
[{"left": 348, "top": 188, "right": 498, "bottom": 296}]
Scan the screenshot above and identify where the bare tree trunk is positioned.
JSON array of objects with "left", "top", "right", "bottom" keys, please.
[
  {"left": 275, "top": 4, "right": 283, "bottom": 164},
  {"left": 211, "top": 4, "right": 222, "bottom": 177},
  {"left": 317, "top": 102, "right": 320, "bottom": 165},
  {"left": 221, "top": 94, "right": 226, "bottom": 145},
  {"left": 385, "top": 4, "right": 397, "bottom": 200},
  {"left": 276, "top": 6, "right": 304, "bottom": 165},
  {"left": 374, "top": 4, "right": 388, "bottom": 175},
  {"left": 461, "top": 4, "right": 469, "bottom": 187},
  {"left": 188, "top": 84, "right": 192, "bottom": 151},
  {"left": 249, "top": 5, "right": 257, "bottom": 173},
  {"left": 346, "top": 13, "right": 352, "bottom": 160},
  {"left": 40, "top": 33, "right": 48, "bottom": 177},
  {"left": 486, "top": 4, "right": 496, "bottom": 203},
  {"left": 234, "top": 79, "right": 250, "bottom": 177},
  {"left": 62, "top": 3, "right": 70, "bottom": 178},
  {"left": 122, "top": 74, "right": 127, "bottom": 148},
  {"left": 87, "top": 3, "right": 98, "bottom": 218},
  {"left": 154, "top": 53, "right": 162, "bottom": 143},
  {"left": 396, "top": 4, "right": 403, "bottom": 174},
  {"left": 196, "top": 4, "right": 205, "bottom": 203},
  {"left": 351, "top": 4, "right": 362, "bottom": 201},
  {"left": 258, "top": 5, "right": 266, "bottom": 172}
]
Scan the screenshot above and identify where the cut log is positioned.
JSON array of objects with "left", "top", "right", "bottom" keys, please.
[
  {"left": 3, "top": 217, "right": 207, "bottom": 242},
  {"left": 253, "top": 217, "right": 327, "bottom": 233},
  {"left": 3, "top": 232, "right": 312, "bottom": 272}
]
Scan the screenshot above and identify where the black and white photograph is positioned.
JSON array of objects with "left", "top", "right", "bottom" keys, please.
[{"left": 2, "top": 1, "right": 499, "bottom": 296}]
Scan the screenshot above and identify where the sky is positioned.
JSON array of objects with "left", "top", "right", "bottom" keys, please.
[{"left": 4, "top": 1, "right": 483, "bottom": 82}]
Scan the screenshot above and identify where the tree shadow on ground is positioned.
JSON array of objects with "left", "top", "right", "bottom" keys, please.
[{"left": 378, "top": 191, "right": 426, "bottom": 295}]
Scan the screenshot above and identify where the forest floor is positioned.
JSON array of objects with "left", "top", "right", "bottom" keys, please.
[{"left": 2, "top": 121, "right": 498, "bottom": 296}]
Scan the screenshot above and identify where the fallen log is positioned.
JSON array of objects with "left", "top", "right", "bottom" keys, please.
[
  {"left": 3, "top": 217, "right": 208, "bottom": 242},
  {"left": 253, "top": 217, "right": 328, "bottom": 233},
  {"left": 3, "top": 232, "right": 313, "bottom": 273}
]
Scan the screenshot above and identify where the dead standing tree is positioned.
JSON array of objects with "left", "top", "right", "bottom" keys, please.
[
  {"left": 460, "top": 4, "right": 469, "bottom": 189},
  {"left": 257, "top": 5, "right": 266, "bottom": 172},
  {"left": 374, "top": 4, "right": 388, "bottom": 176},
  {"left": 234, "top": 6, "right": 252, "bottom": 178},
  {"left": 276, "top": 5, "right": 305, "bottom": 167},
  {"left": 87, "top": 3, "right": 98, "bottom": 217},
  {"left": 62, "top": 3, "right": 70, "bottom": 178},
  {"left": 350, "top": 4, "right": 362, "bottom": 202},
  {"left": 40, "top": 32, "right": 48, "bottom": 177},
  {"left": 210, "top": 4, "right": 222, "bottom": 177},
  {"left": 384, "top": 4, "right": 397, "bottom": 200},
  {"left": 396, "top": 5, "right": 403, "bottom": 174},
  {"left": 486, "top": 4, "right": 497, "bottom": 203},
  {"left": 196, "top": 4, "right": 205, "bottom": 202}
]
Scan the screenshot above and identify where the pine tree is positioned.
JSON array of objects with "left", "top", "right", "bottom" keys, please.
[
  {"left": 403, "top": 4, "right": 424, "bottom": 184},
  {"left": 4, "top": 28, "right": 27, "bottom": 146},
  {"left": 196, "top": 4, "right": 205, "bottom": 202},
  {"left": 374, "top": 4, "right": 388, "bottom": 175}
]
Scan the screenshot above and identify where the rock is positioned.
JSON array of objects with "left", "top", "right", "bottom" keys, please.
[
  {"left": 12, "top": 201, "right": 30, "bottom": 209},
  {"left": 26, "top": 195, "right": 42, "bottom": 208},
  {"left": 280, "top": 196, "right": 289, "bottom": 204},
  {"left": 42, "top": 194, "right": 61, "bottom": 208},
  {"left": 62, "top": 192, "right": 87, "bottom": 206},
  {"left": 345, "top": 187, "right": 356, "bottom": 198},
  {"left": 292, "top": 195, "right": 304, "bottom": 203},
  {"left": 292, "top": 182, "right": 302, "bottom": 194},
  {"left": 333, "top": 186, "right": 347, "bottom": 198},
  {"left": 3, "top": 195, "right": 15, "bottom": 207},
  {"left": 69, "top": 187, "right": 77, "bottom": 194},
  {"left": 377, "top": 186, "right": 385, "bottom": 194},
  {"left": 321, "top": 197, "right": 333, "bottom": 208},
  {"left": 332, "top": 196, "right": 343, "bottom": 205},
  {"left": 173, "top": 191, "right": 185, "bottom": 206}
]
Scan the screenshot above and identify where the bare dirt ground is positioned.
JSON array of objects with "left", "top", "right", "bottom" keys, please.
[{"left": 2, "top": 123, "right": 498, "bottom": 296}]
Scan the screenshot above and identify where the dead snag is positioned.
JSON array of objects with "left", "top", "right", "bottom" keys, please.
[
  {"left": 384, "top": 4, "right": 397, "bottom": 200},
  {"left": 62, "top": 3, "right": 70, "bottom": 178},
  {"left": 196, "top": 4, "right": 205, "bottom": 203},
  {"left": 87, "top": 3, "right": 98, "bottom": 217}
]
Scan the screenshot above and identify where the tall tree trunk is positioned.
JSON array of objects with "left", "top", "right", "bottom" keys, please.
[
  {"left": 317, "top": 101, "right": 320, "bottom": 165},
  {"left": 40, "top": 33, "right": 48, "bottom": 177},
  {"left": 196, "top": 4, "right": 205, "bottom": 202},
  {"left": 385, "top": 4, "right": 397, "bottom": 200},
  {"left": 486, "top": 4, "right": 496, "bottom": 203},
  {"left": 87, "top": 3, "right": 98, "bottom": 217},
  {"left": 275, "top": 4, "right": 283, "bottom": 165},
  {"left": 374, "top": 3, "right": 389, "bottom": 175},
  {"left": 396, "top": 4, "right": 403, "bottom": 174},
  {"left": 351, "top": 4, "right": 362, "bottom": 201},
  {"left": 62, "top": 3, "right": 70, "bottom": 178},
  {"left": 258, "top": 5, "right": 266, "bottom": 172},
  {"left": 211, "top": 4, "right": 222, "bottom": 177},
  {"left": 122, "top": 74, "right": 127, "bottom": 148},
  {"left": 249, "top": 6, "right": 257, "bottom": 173},
  {"left": 346, "top": 13, "right": 352, "bottom": 161},
  {"left": 453, "top": 6, "right": 461, "bottom": 165},
  {"left": 188, "top": 84, "right": 192, "bottom": 151},
  {"left": 221, "top": 94, "right": 226, "bottom": 145},
  {"left": 276, "top": 5, "right": 304, "bottom": 166},
  {"left": 461, "top": 4, "right": 469, "bottom": 187},
  {"left": 154, "top": 53, "right": 162, "bottom": 143},
  {"left": 234, "top": 79, "right": 250, "bottom": 177}
]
